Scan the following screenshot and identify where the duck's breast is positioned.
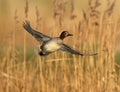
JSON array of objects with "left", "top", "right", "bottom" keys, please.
[{"left": 43, "top": 38, "right": 62, "bottom": 52}]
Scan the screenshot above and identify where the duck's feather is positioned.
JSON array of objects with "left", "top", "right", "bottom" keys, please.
[
  {"left": 60, "top": 44, "right": 83, "bottom": 55},
  {"left": 60, "top": 44, "right": 98, "bottom": 56},
  {"left": 23, "top": 21, "right": 51, "bottom": 42}
]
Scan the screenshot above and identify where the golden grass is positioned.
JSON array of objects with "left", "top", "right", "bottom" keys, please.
[{"left": 0, "top": 0, "right": 120, "bottom": 92}]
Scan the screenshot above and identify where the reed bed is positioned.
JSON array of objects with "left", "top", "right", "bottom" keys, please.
[{"left": 0, "top": 0, "right": 120, "bottom": 92}]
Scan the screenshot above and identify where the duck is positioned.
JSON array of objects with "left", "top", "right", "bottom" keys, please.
[{"left": 23, "top": 21, "right": 98, "bottom": 56}]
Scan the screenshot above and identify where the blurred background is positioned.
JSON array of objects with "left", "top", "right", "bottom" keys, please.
[
  {"left": 0, "top": 0, "right": 120, "bottom": 47},
  {"left": 0, "top": 0, "right": 120, "bottom": 60},
  {"left": 0, "top": 0, "right": 120, "bottom": 92}
]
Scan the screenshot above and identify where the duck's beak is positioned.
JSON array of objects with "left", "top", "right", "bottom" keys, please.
[{"left": 68, "top": 34, "right": 73, "bottom": 36}]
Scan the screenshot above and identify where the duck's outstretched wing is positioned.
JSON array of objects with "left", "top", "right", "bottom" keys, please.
[
  {"left": 60, "top": 44, "right": 98, "bottom": 56},
  {"left": 23, "top": 21, "right": 51, "bottom": 42}
]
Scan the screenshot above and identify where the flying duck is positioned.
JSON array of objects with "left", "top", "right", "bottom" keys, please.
[{"left": 23, "top": 21, "right": 98, "bottom": 56}]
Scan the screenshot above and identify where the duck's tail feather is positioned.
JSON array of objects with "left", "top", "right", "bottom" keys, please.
[{"left": 34, "top": 46, "right": 39, "bottom": 56}]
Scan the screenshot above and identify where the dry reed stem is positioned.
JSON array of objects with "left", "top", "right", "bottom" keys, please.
[
  {"left": 23, "top": 0, "right": 29, "bottom": 91},
  {"left": 35, "top": 6, "right": 42, "bottom": 30},
  {"left": 0, "top": 0, "right": 119, "bottom": 92}
]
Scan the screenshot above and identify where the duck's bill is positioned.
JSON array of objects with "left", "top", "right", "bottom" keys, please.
[{"left": 68, "top": 34, "right": 73, "bottom": 36}]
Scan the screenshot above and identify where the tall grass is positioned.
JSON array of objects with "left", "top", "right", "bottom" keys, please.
[{"left": 0, "top": 0, "right": 120, "bottom": 92}]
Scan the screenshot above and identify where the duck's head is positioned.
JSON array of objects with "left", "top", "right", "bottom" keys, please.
[{"left": 60, "top": 31, "right": 73, "bottom": 40}]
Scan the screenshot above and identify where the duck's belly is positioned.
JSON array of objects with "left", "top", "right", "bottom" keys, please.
[{"left": 43, "top": 41, "right": 61, "bottom": 52}]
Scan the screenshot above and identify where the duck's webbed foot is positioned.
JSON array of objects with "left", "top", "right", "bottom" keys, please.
[{"left": 39, "top": 51, "right": 50, "bottom": 56}]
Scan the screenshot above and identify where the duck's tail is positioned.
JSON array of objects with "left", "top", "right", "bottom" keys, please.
[{"left": 34, "top": 46, "right": 39, "bottom": 56}]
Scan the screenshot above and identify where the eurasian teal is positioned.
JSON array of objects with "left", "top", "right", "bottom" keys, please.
[{"left": 23, "top": 21, "right": 98, "bottom": 56}]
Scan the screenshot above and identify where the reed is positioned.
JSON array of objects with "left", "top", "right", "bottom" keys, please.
[{"left": 0, "top": 0, "right": 120, "bottom": 92}]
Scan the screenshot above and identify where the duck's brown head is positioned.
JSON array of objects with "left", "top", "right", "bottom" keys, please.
[{"left": 60, "top": 31, "right": 73, "bottom": 40}]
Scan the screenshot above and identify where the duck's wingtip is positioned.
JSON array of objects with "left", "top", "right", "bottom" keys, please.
[
  {"left": 80, "top": 52, "right": 98, "bottom": 56},
  {"left": 23, "top": 20, "right": 30, "bottom": 25},
  {"left": 95, "top": 53, "right": 98, "bottom": 55},
  {"left": 23, "top": 20, "right": 31, "bottom": 29}
]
